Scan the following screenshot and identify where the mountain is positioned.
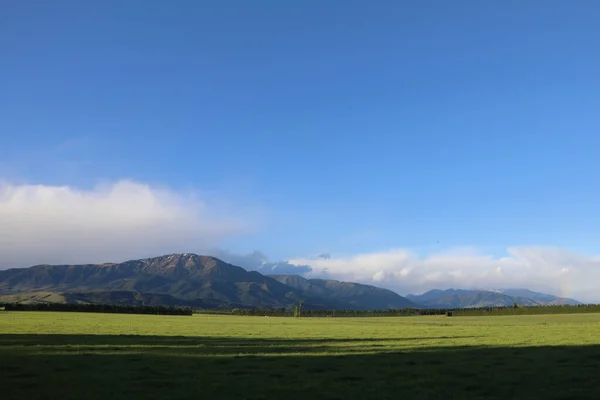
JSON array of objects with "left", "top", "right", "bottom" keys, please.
[
  {"left": 406, "top": 288, "right": 582, "bottom": 309},
  {"left": 270, "top": 275, "right": 416, "bottom": 310},
  {"left": 498, "top": 289, "right": 581, "bottom": 305},
  {"left": 406, "top": 289, "right": 522, "bottom": 308},
  {"left": 2, "top": 254, "right": 576, "bottom": 310},
  {"left": 0, "top": 254, "right": 317, "bottom": 309},
  {"left": 0, "top": 254, "right": 411, "bottom": 310}
]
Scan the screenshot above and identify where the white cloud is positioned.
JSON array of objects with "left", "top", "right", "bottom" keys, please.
[
  {"left": 0, "top": 180, "right": 253, "bottom": 268},
  {"left": 209, "top": 249, "right": 313, "bottom": 275},
  {"left": 289, "top": 247, "right": 600, "bottom": 303},
  {"left": 3, "top": 179, "right": 599, "bottom": 303}
]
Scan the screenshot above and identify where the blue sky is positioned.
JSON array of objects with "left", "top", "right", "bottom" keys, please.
[{"left": 2, "top": 1, "right": 600, "bottom": 298}]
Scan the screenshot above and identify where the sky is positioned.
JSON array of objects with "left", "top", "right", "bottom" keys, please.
[{"left": 1, "top": 1, "right": 600, "bottom": 301}]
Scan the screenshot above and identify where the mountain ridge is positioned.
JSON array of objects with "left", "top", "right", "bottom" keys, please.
[
  {"left": 0, "top": 254, "right": 582, "bottom": 310},
  {"left": 270, "top": 274, "right": 416, "bottom": 309},
  {"left": 406, "top": 288, "right": 581, "bottom": 308},
  {"left": 0, "top": 253, "right": 415, "bottom": 310}
]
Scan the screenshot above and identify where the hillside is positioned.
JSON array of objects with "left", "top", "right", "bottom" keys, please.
[
  {"left": 0, "top": 254, "right": 319, "bottom": 309},
  {"left": 0, "top": 290, "right": 232, "bottom": 308},
  {"left": 0, "top": 254, "right": 410, "bottom": 310},
  {"left": 406, "top": 289, "right": 582, "bottom": 309},
  {"left": 498, "top": 289, "right": 581, "bottom": 305},
  {"left": 1, "top": 254, "right": 581, "bottom": 310},
  {"left": 270, "top": 275, "right": 416, "bottom": 310}
]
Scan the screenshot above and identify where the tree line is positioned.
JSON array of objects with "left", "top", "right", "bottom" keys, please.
[
  {"left": 3, "top": 302, "right": 600, "bottom": 317},
  {"left": 0, "top": 302, "right": 193, "bottom": 315},
  {"left": 452, "top": 303, "right": 600, "bottom": 317},
  {"left": 223, "top": 303, "right": 600, "bottom": 317},
  {"left": 225, "top": 307, "right": 427, "bottom": 317}
]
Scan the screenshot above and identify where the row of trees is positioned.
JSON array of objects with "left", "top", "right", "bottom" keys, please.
[
  {"left": 452, "top": 303, "right": 600, "bottom": 317},
  {"left": 227, "top": 307, "right": 448, "bottom": 317},
  {"left": 0, "top": 302, "right": 193, "bottom": 315},
  {"left": 224, "top": 303, "right": 600, "bottom": 317},
  {"left": 3, "top": 302, "right": 600, "bottom": 318}
]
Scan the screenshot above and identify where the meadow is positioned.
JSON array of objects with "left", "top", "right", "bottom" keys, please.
[{"left": 2, "top": 312, "right": 600, "bottom": 399}]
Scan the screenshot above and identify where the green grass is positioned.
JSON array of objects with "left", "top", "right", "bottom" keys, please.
[{"left": 3, "top": 312, "right": 600, "bottom": 399}]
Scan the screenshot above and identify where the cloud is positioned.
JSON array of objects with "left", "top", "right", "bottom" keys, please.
[
  {"left": 3, "top": 179, "right": 598, "bottom": 303},
  {"left": 0, "top": 180, "right": 253, "bottom": 268},
  {"left": 211, "top": 249, "right": 312, "bottom": 275},
  {"left": 255, "top": 261, "right": 313, "bottom": 275},
  {"left": 208, "top": 249, "right": 269, "bottom": 270},
  {"left": 289, "top": 247, "right": 600, "bottom": 303}
]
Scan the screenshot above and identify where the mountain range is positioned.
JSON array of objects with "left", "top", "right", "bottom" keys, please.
[
  {"left": 270, "top": 274, "right": 413, "bottom": 310},
  {"left": 0, "top": 253, "right": 415, "bottom": 310},
  {"left": 0, "top": 253, "right": 582, "bottom": 310},
  {"left": 406, "top": 288, "right": 581, "bottom": 309}
]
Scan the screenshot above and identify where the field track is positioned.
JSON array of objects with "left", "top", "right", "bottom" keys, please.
[{"left": 2, "top": 312, "right": 600, "bottom": 399}]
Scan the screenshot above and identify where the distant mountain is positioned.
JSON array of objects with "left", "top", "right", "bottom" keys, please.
[
  {"left": 406, "top": 288, "right": 582, "bottom": 309},
  {"left": 0, "top": 254, "right": 409, "bottom": 310},
  {"left": 406, "top": 289, "right": 521, "bottom": 309},
  {"left": 498, "top": 289, "right": 581, "bottom": 305},
  {"left": 2, "top": 254, "right": 581, "bottom": 310},
  {"left": 270, "top": 275, "right": 416, "bottom": 310}
]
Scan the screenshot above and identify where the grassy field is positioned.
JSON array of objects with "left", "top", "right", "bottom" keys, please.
[{"left": 2, "top": 312, "right": 600, "bottom": 399}]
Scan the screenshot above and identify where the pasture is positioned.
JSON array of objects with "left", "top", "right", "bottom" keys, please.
[{"left": 2, "top": 312, "right": 600, "bottom": 399}]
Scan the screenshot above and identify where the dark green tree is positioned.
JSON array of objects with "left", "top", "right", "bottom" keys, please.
[{"left": 293, "top": 300, "right": 304, "bottom": 317}]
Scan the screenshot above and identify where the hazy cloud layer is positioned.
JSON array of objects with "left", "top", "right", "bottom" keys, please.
[
  {"left": 208, "top": 249, "right": 269, "bottom": 270},
  {"left": 289, "top": 247, "right": 600, "bottom": 303},
  {"left": 0, "top": 180, "right": 251, "bottom": 268},
  {"left": 212, "top": 249, "right": 313, "bottom": 275},
  {"left": 2, "top": 180, "right": 598, "bottom": 302}
]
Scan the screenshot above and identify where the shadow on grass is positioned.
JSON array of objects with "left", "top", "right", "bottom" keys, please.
[{"left": 1, "top": 334, "right": 599, "bottom": 400}]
